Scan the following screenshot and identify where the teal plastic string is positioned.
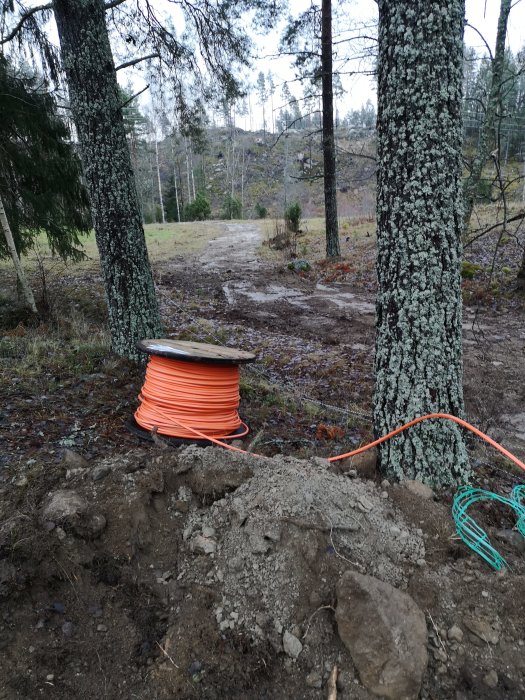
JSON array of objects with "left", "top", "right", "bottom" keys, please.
[{"left": 452, "top": 485, "right": 525, "bottom": 570}]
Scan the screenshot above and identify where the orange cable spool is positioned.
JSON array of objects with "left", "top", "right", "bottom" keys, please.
[{"left": 133, "top": 339, "right": 255, "bottom": 442}]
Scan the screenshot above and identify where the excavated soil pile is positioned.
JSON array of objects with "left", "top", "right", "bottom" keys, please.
[{"left": 0, "top": 445, "right": 524, "bottom": 699}]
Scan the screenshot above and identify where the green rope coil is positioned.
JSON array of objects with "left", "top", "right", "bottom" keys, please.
[{"left": 452, "top": 485, "right": 525, "bottom": 570}]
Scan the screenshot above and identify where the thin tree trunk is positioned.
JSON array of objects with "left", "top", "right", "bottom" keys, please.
[
  {"left": 155, "top": 139, "right": 166, "bottom": 224},
  {"left": 53, "top": 0, "right": 162, "bottom": 360},
  {"left": 0, "top": 193, "right": 38, "bottom": 314},
  {"left": 190, "top": 143, "right": 196, "bottom": 200},
  {"left": 241, "top": 146, "right": 245, "bottom": 219},
  {"left": 463, "top": 0, "right": 512, "bottom": 232},
  {"left": 321, "top": 0, "right": 340, "bottom": 258},
  {"left": 518, "top": 155, "right": 525, "bottom": 287},
  {"left": 185, "top": 138, "right": 192, "bottom": 203},
  {"left": 375, "top": 0, "right": 469, "bottom": 486},
  {"left": 170, "top": 139, "right": 181, "bottom": 222}
]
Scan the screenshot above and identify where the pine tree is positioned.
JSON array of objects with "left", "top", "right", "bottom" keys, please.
[
  {"left": 0, "top": 56, "right": 90, "bottom": 262},
  {"left": 374, "top": 0, "right": 470, "bottom": 486}
]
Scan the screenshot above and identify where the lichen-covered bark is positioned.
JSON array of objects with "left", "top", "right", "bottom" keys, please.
[
  {"left": 374, "top": 0, "right": 470, "bottom": 486},
  {"left": 53, "top": 0, "right": 162, "bottom": 361},
  {"left": 321, "top": 0, "right": 340, "bottom": 259}
]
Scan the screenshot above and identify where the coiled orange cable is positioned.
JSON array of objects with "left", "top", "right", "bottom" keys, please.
[
  {"left": 134, "top": 354, "right": 525, "bottom": 474},
  {"left": 135, "top": 355, "right": 249, "bottom": 439}
]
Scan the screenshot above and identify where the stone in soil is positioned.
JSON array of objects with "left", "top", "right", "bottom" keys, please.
[
  {"left": 282, "top": 630, "right": 302, "bottom": 659},
  {"left": 42, "top": 490, "right": 87, "bottom": 522},
  {"left": 336, "top": 571, "right": 428, "bottom": 700}
]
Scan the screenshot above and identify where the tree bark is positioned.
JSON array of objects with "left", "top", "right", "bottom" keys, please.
[
  {"left": 321, "top": 0, "right": 340, "bottom": 258},
  {"left": 374, "top": 0, "right": 470, "bottom": 486},
  {"left": 53, "top": 0, "right": 162, "bottom": 361},
  {"left": 0, "top": 192, "right": 38, "bottom": 314},
  {"left": 463, "top": 0, "right": 512, "bottom": 233}
]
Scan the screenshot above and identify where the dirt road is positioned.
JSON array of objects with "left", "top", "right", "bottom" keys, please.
[{"left": 171, "top": 221, "right": 525, "bottom": 453}]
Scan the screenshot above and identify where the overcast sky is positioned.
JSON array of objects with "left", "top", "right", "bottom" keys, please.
[{"left": 29, "top": 0, "right": 525, "bottom": 130}]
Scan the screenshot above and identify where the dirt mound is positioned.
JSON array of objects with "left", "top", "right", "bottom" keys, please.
[{"left": 0, "top": 445, "right": 524, "bottom": 699}]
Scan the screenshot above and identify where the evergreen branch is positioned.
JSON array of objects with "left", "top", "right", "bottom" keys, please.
[
  {"left": 115, "top": 53, "right": 159, "bottom": 71},
  {"left": 0, "top": 2, "right": 52, "bottom": 44}
]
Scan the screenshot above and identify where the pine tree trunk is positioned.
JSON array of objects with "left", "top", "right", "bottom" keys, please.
[
  {"left": 321, "top": 0, "right": 340, "bottom": 258},
  {"left": 0, "top": 192, "right": 38, "bottom": 314},
  {"left": 53, "top": 0, "right": 162, "bottom": 361},
  {"left": 374, "top": 0, "right": 470, "bottom": 486}
]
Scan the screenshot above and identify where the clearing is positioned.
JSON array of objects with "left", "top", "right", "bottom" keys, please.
[{"left": 0, "top": 219, "right": 524, "bottom": 699}]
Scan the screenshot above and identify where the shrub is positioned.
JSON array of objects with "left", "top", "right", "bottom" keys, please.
[
  {"left": 183, "top": 192, "right": 211, "bottom": 221},
  {"left": 222, "top": 194, "right": 242, "bottom": 220},
  {"left": 284, "top": 202, "right": 302, "bottom": 233},
  {"left": 255, "top": 202, "right": 268, "bottom": 219}
]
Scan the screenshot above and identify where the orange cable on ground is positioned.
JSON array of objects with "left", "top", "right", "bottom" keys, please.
[
  {"left": 134, "top": 354, "right": 525, "bottom": 474},
  {"left": 327, "top": 413, "right": 525, "bottom": 470}
]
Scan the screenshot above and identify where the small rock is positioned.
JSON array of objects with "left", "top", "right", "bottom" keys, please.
[
  {"left": 173, "top": 500, "right": 189, "bottom": 513},
  {"left": 381, "top": 491, "right": 388, "bottom": 498},
  {"left": 463, "top": 617, "right": 500, "bottom": 645},
  {"left": 55, "top": 527, "right": 66, "bottom": 541},
  {"left": 346, "top": 469, "right": 357, "bottom": 478},
  {"left": 42, "top": 490, "right": 87, "bottom": 522},
  {"left": 282, "top": 630, "right": 302, "bottom": 659},
  {"left": 403, "top": 480, "right": 435, "bottom": 500},
  {"left": 62, "top": 449, "right": 89, "bottom": 469},
  {"left": 97, "top": 624, "right": 107, "bottom": 633},
  {"left": 483, "top": 670, "right": 498, "bottom": 688},
  {"left": 263, "top": 526, "right": 281, "bottom": 542},
  {"left": 190, "top": 535, "right": 217, "bottom": 555},
  {"left": 249, "top": 533, "right": 271, "bottom": 554},
  {"left": 202, "top": 526, "right": 216, "bottom": 538},
  {"left": 416, "top": 559, "right": 426, "bottom": 568},
  {"left": 357, "top": 495, "right": 373, "bottom": 512},
  {"left": 306, "top": 671, "right": 323, "bottom": 688},
  {"left": 46, "top": 674, "right": 54, "bottom": 682},
  {"left": 288, "top": 259, "right": 311, "bottom": 272},
  {"left": 447, "top": 625, "right": 464, "bottom": 643},
  {"left": 433, "top": 647, "right": 447, "bottom": 663},
  {"left": 381, "top": 479, "right": 390, "bottom": 488},
  {"left": 91, "top": 465, "right": 111, "bottom": 482},
  {"left": 188, "top": 660, "right": 202, "bottom": 675},
  {"left": 61, "top": 621, "right": 74, "bottom": 637},
  {"left": 228, "top": 556, "right": 242, "bottom": 571}
]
